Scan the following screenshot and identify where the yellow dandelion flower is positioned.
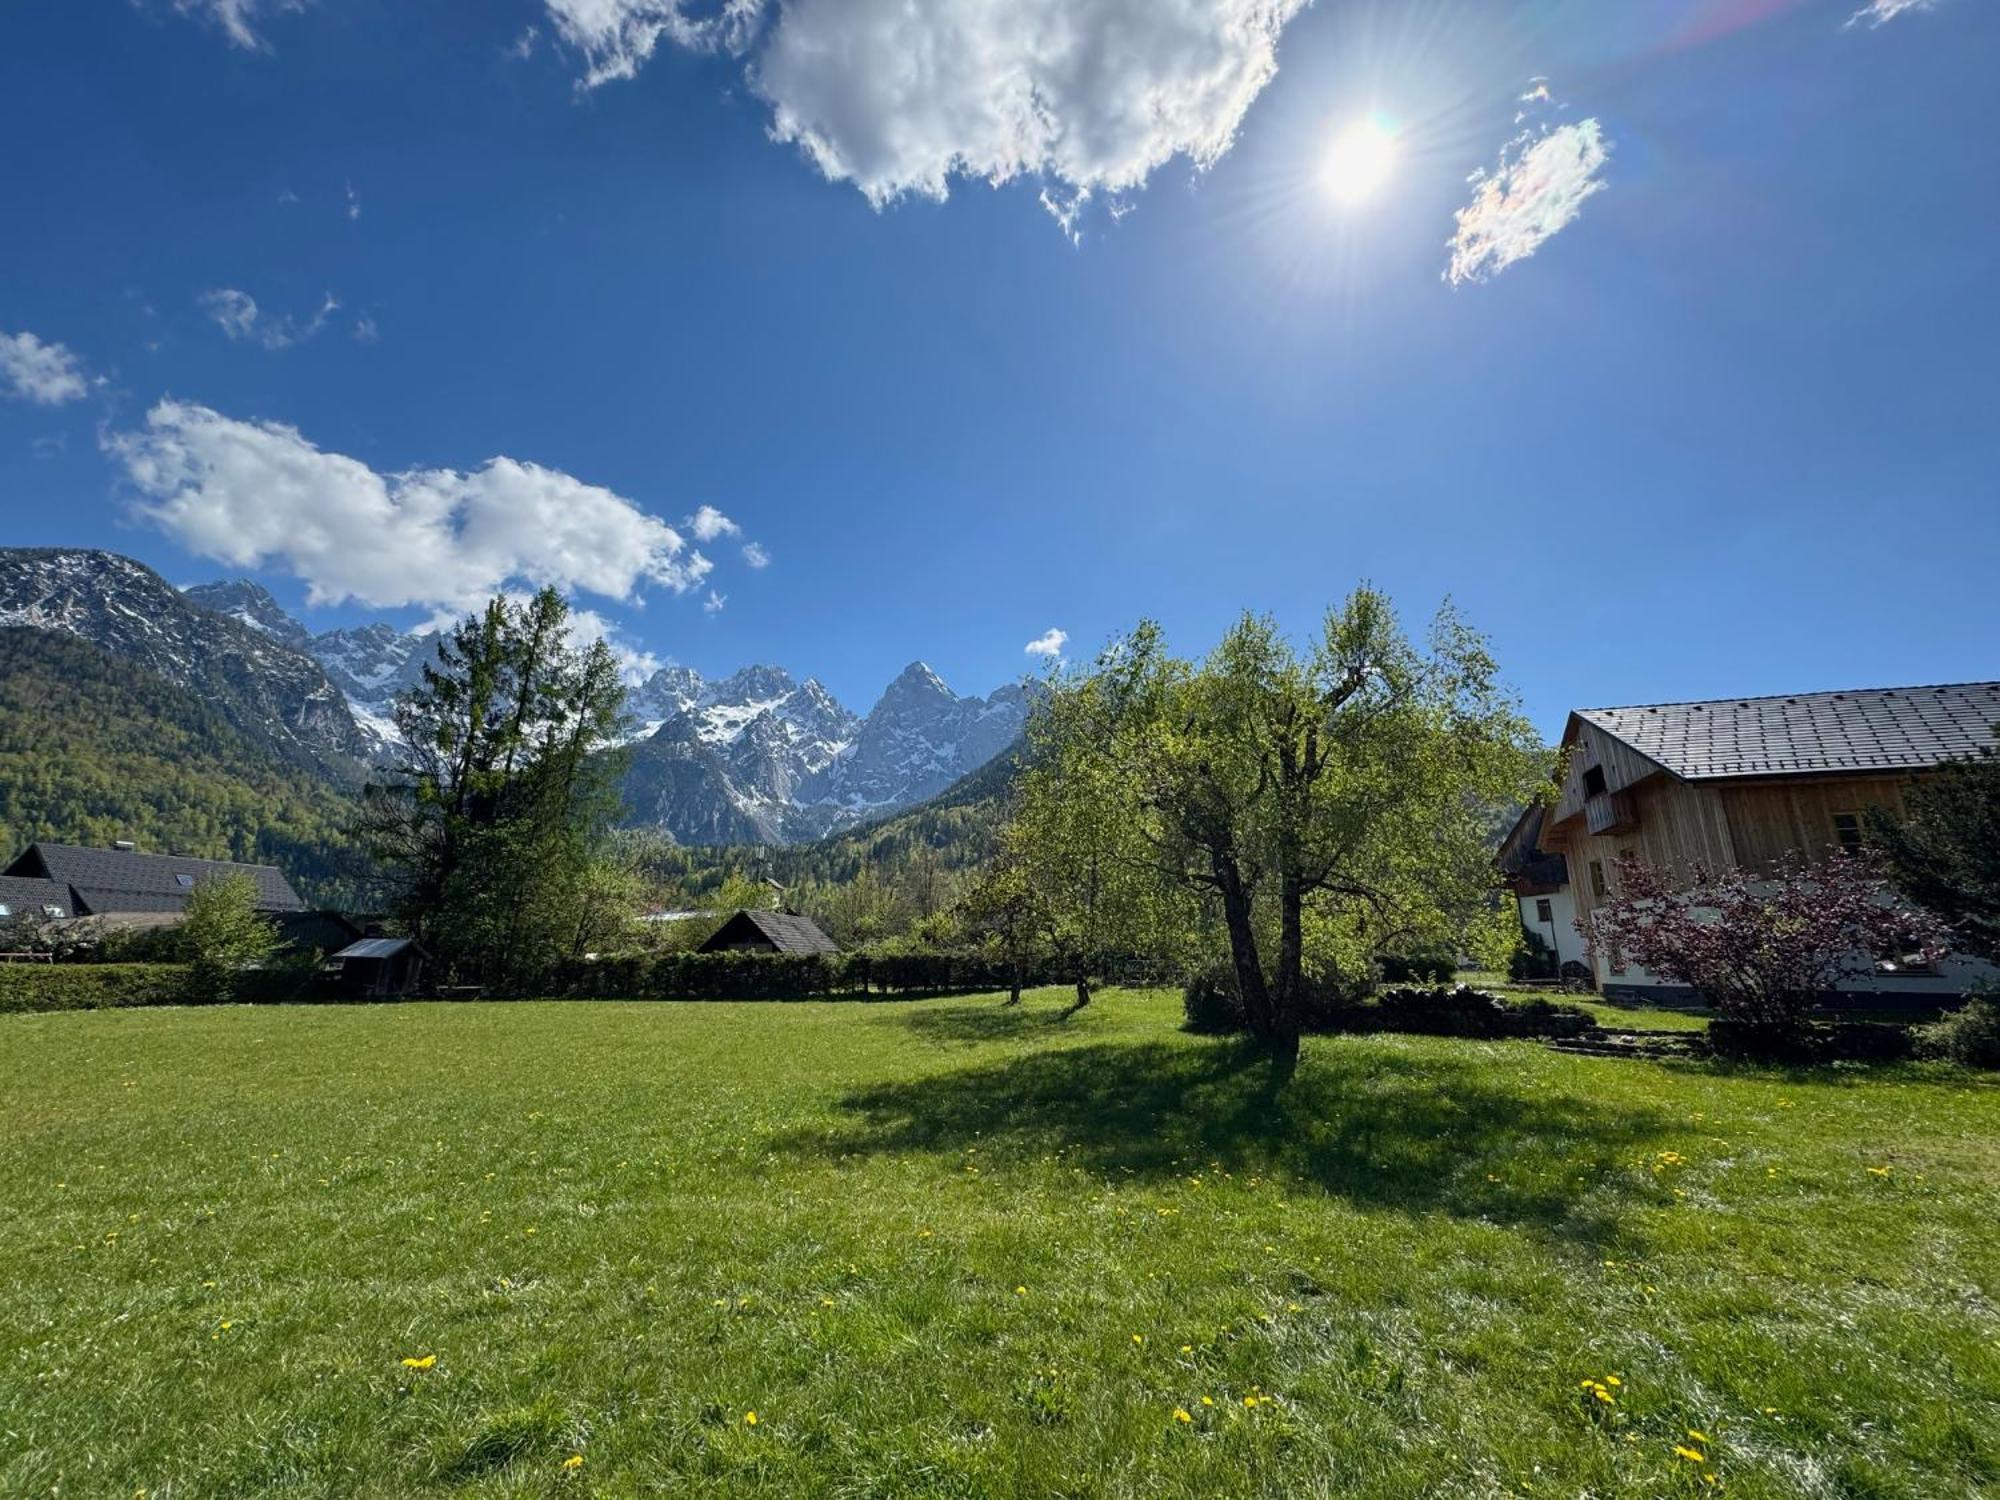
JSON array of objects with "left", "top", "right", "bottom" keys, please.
[
  {"left": 401, "top": 1354, "right": 437, "bottom": 1370},
  {"left": 744, "top": 1411, "right": 758, "bottom": 1426},
  {"left": 1200, "top": 1395, "right": 1214, "bottom": 1407},
  {"left": 1015, "top": 1286, "right": 1027, "bottom": 1295},
  {"left": 561, "top": 1453, "right": 584, "bottom": 1470},
  {"left": 1674, "top": 1446, "right": 1707, "bottom": 1463},
  {"left": 1686, "top": 1429, "right": 1709, "bottom": 1443},
  {"left": 1173, "top": 1408, "right": 1193, "bottom": 1424},
  {"left": 1867, "top": 1165, "right": 1892, "bottom": 1177},
  {"left": 1244, "top": 1396, "right": 1258, "bottom": 1408},
  {"left": 1132, "top": 1334, "right": 1144, "bottom": 1344}
]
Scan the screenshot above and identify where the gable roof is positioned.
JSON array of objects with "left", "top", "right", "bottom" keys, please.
[
  {"left": 699, "top": 908, "right": 840, "bottom": 955},
  {"left": 1496, "top": 804, "right": 1570, "bottom": 891},
  {"left": 0, "top": 875, "right": 74, "bottom": 920},
  {"left": 3, "top": 843, "right": 306, "bottom": 914},
  {"left": 1575, "top": 682, "right": 2000, "bottom": 782}
]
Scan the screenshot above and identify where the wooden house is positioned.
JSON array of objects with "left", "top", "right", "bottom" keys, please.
[
  {"left": 697, "top": 909, "right": 840, "bottom": 956},
  {"left": 1538, "top": 681, "right": 2000, "bottom": 1000},
  {"left": 1496, "top": 803, "right": 1587, "bottom": 976}
]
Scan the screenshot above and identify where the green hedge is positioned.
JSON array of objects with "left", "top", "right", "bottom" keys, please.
[
  {"left": 0, "top": 963, "right": 193, "bottom": 1014},
  {"left": 532, "top": 952, "right": 1059, "bottom": 1002}
]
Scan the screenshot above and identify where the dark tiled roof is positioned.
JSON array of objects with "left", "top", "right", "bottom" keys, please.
[
  {"left": 700, "top": 908, "right": 841, "bottom": 955},
  {"left": 1579, "top": 682, "right": 2000, "bottom": 781},
  {"left": 0, "top": 876, "right": 74, "bottom": 919},
  {"left": 4, "top": 843, "right": 306, "bottom": 914}
]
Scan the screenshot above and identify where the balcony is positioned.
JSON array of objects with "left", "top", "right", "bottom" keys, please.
[{"left": 1584, "top": 790, "right": 1638, "bottom": 836}]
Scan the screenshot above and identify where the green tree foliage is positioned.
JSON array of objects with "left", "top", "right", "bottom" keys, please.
[
  {"left": 0, "top": 629, "right": 364, "bottom": 903},
  {"left": 1867, "top": 732, "right": 2000, "bottom": 962},
  {"left": 180, "top": 872, "right": 278, "bottom": 998},
  {"left": 356, "top": 589, "right": 630, "bottom": 987},
  {"left": 1014, "top": 590, "right": 1546, "bottom": 1069}
]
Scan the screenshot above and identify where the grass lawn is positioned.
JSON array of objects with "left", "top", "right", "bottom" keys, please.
[{"left": 3, "top": 990, "right": 1996, "bottom": 1497}]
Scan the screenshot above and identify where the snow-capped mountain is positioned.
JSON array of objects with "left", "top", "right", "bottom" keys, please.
[
  {"left": 171, "top": 572, "right": 1029, "bottom": 843},
  {"left": 184, "top": 580, "right": 440, "bottom": 754},
  {"left": 622, "top": 661, "right": 1031, "bottom": 844},
  {"left": 0, "top": 550, "right": 369, "bottom": 775}
]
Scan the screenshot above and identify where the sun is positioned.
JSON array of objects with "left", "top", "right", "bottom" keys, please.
[{"left": 1320, "top": 116, "right": 1399, "bottom": 206}]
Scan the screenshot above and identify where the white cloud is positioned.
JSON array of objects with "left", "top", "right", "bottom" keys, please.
[
  {"left": 703, "top": 589, "right": 727, "bottom": 615},
  {"left": 108, "top": 399, "right": 714, "bottom": 615},
  {"left": 1024, "top": 627, "right": 1068, "bottom": 659},
  {"left": 547, "top": 0, "right": 1310, "bottom": 227},
  {"left": 172, "top": 0, "right": 307, "bottom": 50},
  {"left": 563, "top": 605, "right": 662, "bottom": 684},
  {"left": 345, "top": 180, "right": 362, "bottom": 221},
  {"left": 543, "top": 0, "right": 763, "bottom": 85},
  {"left": 1446, "top": 118, "right": 1610, "bottom": 286},
  {"left": 1847, "top": 0, "right": 1934, "bottom": 25},
  {"left": 352, "top": 315, "right": 381, "bottom": 345},
  {"left": 0, "top": 331, "right": 91, "bottom": 405},
  {"left": 741, "top": 541, "right": 770, "bottom": 569},
  {"left": 199, "top": 288, "right": 340, "bottom": 350},
  {"left": 686, "top": 503, "right": 741, "bottom": 541}
]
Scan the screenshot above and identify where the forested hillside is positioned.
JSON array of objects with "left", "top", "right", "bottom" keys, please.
[{"left": 0, "top": 629, "right": 365, "bottom": 903}]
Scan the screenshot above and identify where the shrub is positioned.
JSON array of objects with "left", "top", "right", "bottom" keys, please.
[
  {"left": 1181, "top": 965, "right": 1246, "bottom": 1034},
  {"left": 1708, "top": 1018, "right": 1916, "bottom": 1064},
  {"left": 1377, "top": 954, "right": 1455, "bottom": 985},
  {"left": 0, "top": 964, "right": 193, "bottom": 1014},
  {"left": 1913, "top": 996, "right": 2000, "bottom": 1069},
  {"left": 1588, "top": 852, "right": 1952, "bottom": 1035}
]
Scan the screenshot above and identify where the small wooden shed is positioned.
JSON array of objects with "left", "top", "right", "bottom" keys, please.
[
  {"left": 325, "top": 936, "right": 430, "bottom": 998},
  {"left": 697, "top": 909, "right": 840, "bottom": 955}
]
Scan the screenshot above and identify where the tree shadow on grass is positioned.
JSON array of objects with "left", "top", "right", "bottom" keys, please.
[
  {"left": 774, "top": 1037, "right": 1678, "bottom": 1245},
  {"left": 884, "top": 1002, "right": 1077, "bottom": 1047}
]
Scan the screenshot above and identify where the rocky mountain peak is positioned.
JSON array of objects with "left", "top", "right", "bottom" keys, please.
[{"left": 182, "top": 578, "right": 312, "bottom": 648}]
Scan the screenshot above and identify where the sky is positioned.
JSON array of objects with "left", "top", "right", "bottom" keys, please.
[{"left": 1, "top": 0, "right": 1995, "bottom": 736}]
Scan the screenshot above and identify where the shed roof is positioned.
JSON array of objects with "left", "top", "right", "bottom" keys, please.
[
  {"left": 1575, "top": 682, "right": 2000, "bottom": 782},
  {"left": 698, "top": 908, "right": 840, "bottom": 955},
  {"left": 3, "top": 842, "right": 306, "bottom": 914},
  {"left": 330, "top": 937, "right": 421, "bottom": 960}
]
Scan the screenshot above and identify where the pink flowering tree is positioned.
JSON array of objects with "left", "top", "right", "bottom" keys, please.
[{"left": 1587, "top": 852, "right": 1951, "bottom": 1031}]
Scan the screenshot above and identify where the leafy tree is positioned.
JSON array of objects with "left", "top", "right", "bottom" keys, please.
[
  {"left": 1867, "top": 734, "right": 2000, "bottom": 962},
  {"left": 952, "top": 847, "right": 1046, "bottom": 1005},
  {"left": 1588, "top": 852, "right": 1951, "bottom": 1033},
  {"left": 357, "top": 588, "right": 629, "bottom": 988},
  {"left": 181, "top": 872, "right": 278, "bottom": 998},
  {"left": 1014, "top": 591, "right": 1545, "bottom": 1069}
]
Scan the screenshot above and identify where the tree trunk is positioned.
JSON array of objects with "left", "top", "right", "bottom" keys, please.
[
  {"left": 1005, "top": 959, "right": 1023, "bottom": 1007},
  {"left": 1274, "top": 871, "right": 1306, "bottom": 1028},
  {"left": 1213, "top": 856, "right": 1275, "bottom": 1038}
]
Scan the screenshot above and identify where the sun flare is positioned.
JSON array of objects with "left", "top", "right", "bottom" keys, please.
[{"left": 1321, "top": 116, "right": 1399, "bottom": 206}]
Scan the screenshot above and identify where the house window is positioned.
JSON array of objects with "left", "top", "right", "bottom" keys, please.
[
  {"left": 175, "top": 874, "right": 196, "bottom": 888},
  {"left": 0, "top": 903, "right": 10, "bottom": 918},
  {"left": 1832, "top": 812, "right": 1864, "bottom": 854},
  {"left": 1582, "top": 765, "right": 1608, "bottom": 798},
  {"left": 42, "top": 905, "right": 63, "bottom": 918},
  {"left": 1535, "top": 898, "right": 1554, "bottom": 924},
  {"left": 1589, "top": 860, "right": 1607, "bottom": 900}
]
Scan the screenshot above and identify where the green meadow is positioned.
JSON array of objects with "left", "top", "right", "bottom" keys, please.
[{"left": 2, "top": 990, "right": 1995, "bottom": 1497}]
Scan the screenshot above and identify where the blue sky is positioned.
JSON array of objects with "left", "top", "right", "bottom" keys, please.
[{"left": 1, "top": 0, "right": 1994, "bottom": 733}]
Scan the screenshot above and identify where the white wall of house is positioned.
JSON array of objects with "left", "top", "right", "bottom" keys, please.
[{"left": 1517, "top": 887, "right": 1585, "bottom": 967}]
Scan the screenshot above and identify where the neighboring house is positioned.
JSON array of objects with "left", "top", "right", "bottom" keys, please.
[
  {"left": 0, "top": 841, "right": 307, "bottom": 921},
  {"left": 0, "top": 875, "right": 74, "bottom": 923},
  {"left": 1495, "top": 804, "right": 1586, "bottom": 972},
  {"left": 697, "top": 909, "right": 841, "bottom": 955},
  {"left": 1538, "top": 681, "right": 2000, "bottom": 1000},
  {"left": 273, "top": 908, "right": 365, "bottom": 955}
]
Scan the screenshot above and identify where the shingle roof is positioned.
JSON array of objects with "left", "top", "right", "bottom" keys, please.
[
  {"left": 700, "top": 908, "right": 841, "bottom": 955},
  {"left": 0, "top": 876, "right": 74, "bottom": 920},
  {"left": 3, "top": 843, "right": 306, "bottom": 914},
  {"left": 1578, "top": 682, "right": 2000, "bottom": 781}
]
